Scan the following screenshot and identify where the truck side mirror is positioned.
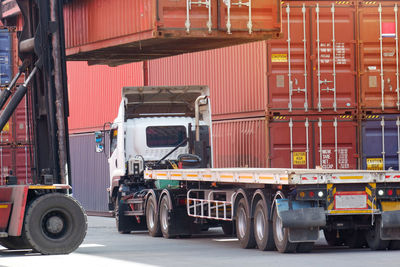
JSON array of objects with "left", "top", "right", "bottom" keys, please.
[{"left": 95, "top": 131, "right": 104, "bottom": 153}]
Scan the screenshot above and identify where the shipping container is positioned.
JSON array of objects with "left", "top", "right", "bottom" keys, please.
[
  {"left": 359, "top": 1, "right": 400, "bottom": 112},
  {"left": 69, "top": 133, "right": 110, "bottom": 212},
  {"left": 269, "top": 114, "right": 358, "bottom": 169},
  {"left": 0, "top": 145, "right": 32, "bottom": 186},
  {"left": 267, "top": 1, "right": 357, "bottom": 114},
  {"left": 361, "top": 114, "right": 399, "bottom": 170},
  {"left": 63, "top": 0, "right": 281, "bottom": 65},
  {"left": 148, "top": 41, "right": 267, "bottom": 118},
  {"left": 67, "top": 61, "right": 144, "bottom": 133},
  {"left": 212, "top": 117, "right": 267, "bottom": 168},
  {"left": 0, "top": 28, "right": 12, "bottom": 87}
]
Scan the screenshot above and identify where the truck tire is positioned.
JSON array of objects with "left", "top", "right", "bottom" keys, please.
[
  {"left": 146, "top": 194, "right": 162, "bottom": 237},
  {"left": 0, "top": 236, "right": 31, "bottom": 250},
  {"left": 235, "top": 198, "right": 256, "bottom": 249},
  {"left": 22, "top": 193, "right": 87, "bottom": 255},
  {"left": 159, "top": 195, "right": 176, "bottom": 239},
  {"left": 253, "top": 199, "right": 275, "bottom": 251},
  {"left": 272, "top": 207, "right": 297, "bottom": 253},
  {"left": 365, "top": 217, "right": 390, "bottom": 250}
]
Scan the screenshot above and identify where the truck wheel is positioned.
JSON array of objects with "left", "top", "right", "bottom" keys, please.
[
  {"left": 159, "top": 195, "right": 176, "bottom": 239},
  {"left": 253, "top": 199, "right": 275, "bottom": 251},
  {"left": 146, "top": 194, "right": 161, "bottom": 237},
  {"left": 235, "top": 198, "right": 256, "bottom": 249},
  {"left": 272, "top": 207, "right": 297, "bottom": 253},
  {"left": 323, "top": 229, "right": 346, "bottom": 246},
  {"left": 22, "top": 193, "right": 87, "bottom": 255},
  {"left": 365, "top": 217, "right": 390, "bottom": 250},
  {"left": 115, "top": 197, "right": 132, "bottom": 234},
  {"left": 0, "top": 236, "right": 31, "bottom": 250}
]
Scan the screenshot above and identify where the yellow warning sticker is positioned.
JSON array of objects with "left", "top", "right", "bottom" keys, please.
[
  {"left": 2, "top": 122, "right": 9, "bottom": 132},
  {"left": 293, "top": 152, "right": 306, "bottom": 165},
  {"left": 271, "top": 54, "right": 288, "bottom": 63},
  {"left": 366, "top": 158, "right": 383, "bottom": 170}
]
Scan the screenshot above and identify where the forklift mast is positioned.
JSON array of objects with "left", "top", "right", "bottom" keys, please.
[{"left": 0, "top": 0, "right": 70, "bottom": 186}]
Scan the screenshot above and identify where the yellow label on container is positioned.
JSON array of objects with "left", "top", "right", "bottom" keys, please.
[
  {"left": 2, "top": 122, "right": 9, "bottom": 132},
  {"left": 293, "top": 152, "right": 306, "bottom": 165},
  {"left": 271, "top": 54, "right": 288, "bottom": 63},
  {"left": 366, "top": 158, "right": 383, "bottom": 170}
]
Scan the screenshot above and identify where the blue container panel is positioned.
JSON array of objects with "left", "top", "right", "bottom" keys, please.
[
  {"left": 362, "top": 115, "right": 399, "bottom": 170},
  {"left": 0, "top": 29, "right": 12, "bottom": 87}
]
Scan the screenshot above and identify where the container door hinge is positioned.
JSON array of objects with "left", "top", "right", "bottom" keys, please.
[
  {"left": 186, "top": 0, "right": 212, "bottom": 33},
  {"left": 223, "top": 0, "right": 253, "bottom": 34}
]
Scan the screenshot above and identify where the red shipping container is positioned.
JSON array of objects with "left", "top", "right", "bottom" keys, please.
[
  {"left": 63, "top": 0, "right": 281, "bottom": 66},
  {"left": 269, "top": 114, "right": 358, "bottom": 169},
  {"left": 212, "top": 118, "right": 267, "bottom": 168},
  {"left": 267, "top": 1, "right": 357, "bottom": 114},
  {"left": 148, "top": 41, "right": 267, "bottom": 118},
  {"left": 0, "top": 146, "right": 31, "bottom": 186},
  {"left": 67, "top": 61, "right": 144, "bottom": 133},
  {"left": 359, "top": 1, "right": 400, "bottom": 112}
]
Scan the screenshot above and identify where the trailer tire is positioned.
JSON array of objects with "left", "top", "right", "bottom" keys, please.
[
  {"left": 253, "top": 199, "right": 275, "bottom": 251},
  {"left": 0, "top": 236, "right": 31, "bottom": 250},
  {"left": 272, "top": 207, "right": 297, "bottom": 253},
  {"left": 22, "top": 193, "right": 87, "bottom": 255},
  {"left": 159, "top": 195, "right": 176, "bottom": 239},
  {"left": 235, "top": 198, "right": 256, "bottom": 249},
  {"left": 365, "top": 217, "right": 390, "bottom": 250},
  {"left": 146, "top": 194, "right": 162, "bottom": 237}
]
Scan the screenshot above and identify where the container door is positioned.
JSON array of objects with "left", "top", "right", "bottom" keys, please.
[
  {"left": 218, "top": 0, "right": 281, "bottom": 34},
  {"left": 267, "top": 3, "right": 311, "bottom": 113},
  {"left": 359, "top": 2, "right": 400, "bottom": 111},
  {"left": 159, "top": 0, "right": 218, "bottom": 32},
  {"left": 269, "top": 116, "right": 312, "bottom": 169},
  {"left": 313, "top": 116, "right": 357, "bottom": 169},
  {"left": 0, "top": 29, "right": 12, "bottom": 87},
  {"left": 311, "top": 2, "right": 357, "bottom": 112},
  {"left": 362, "top": 115, "right": 400, "bottom": 170}
]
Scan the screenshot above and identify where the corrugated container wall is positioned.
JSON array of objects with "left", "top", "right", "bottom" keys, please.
[
  {"left": 212, "top": 118, "right": 267, "bottom": 168},
  {"left": 70, "top": 133, "right": 109, "bottom": 212},
  {"left": 67, "top": 61, "right": 144, "bottom": 133},
  {"left": 63, "top": 0, "right": 281, "bottom": 66},
  {"left": 269, "top": 115, "right": 358, "bottom": 169},
  {"left": 266, "top": 1, "right": 357, "bottom": 114},
  {"left": 362, "top": 114, "right": 399, "bottom": 170},
  {"left": 148, "top": 42, "right": 267, "bottom": 119},
  {"left": 359, "top": 1, "right": 400, "bottom": 112}
]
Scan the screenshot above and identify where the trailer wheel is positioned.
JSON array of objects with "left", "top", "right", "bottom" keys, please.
[
  {"left": 272, "top": 207, "right": 297, "bottom": 253},
  {"left": 365, "top": 217, "right": 390, "bottom": 250},
  {"left": 253, "top": 199, "right": 275, "bottom": 251},
  {"left": 159, "top": 195, "right": 176, "bottom": 239},
  {"left": 146, "top": 194, "right": 161, "bottom": 237},
  {"left": 22, "top": 193, "right": 87, "bottom": 255},
  {"left": 235, "top": 198, "right": 256, "bottom": 249},
  {"left": 0, "top": 236, "right": 31, "bottom": 250}
]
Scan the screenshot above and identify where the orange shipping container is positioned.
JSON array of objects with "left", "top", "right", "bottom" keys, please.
[{"left": 63, "top": 0, "right": 281, "bottom": 65}]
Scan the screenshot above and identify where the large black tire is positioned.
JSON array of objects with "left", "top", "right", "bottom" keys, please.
[
  {"left": 115, "top": 195, "right": 147, "bottom": 234},
  {"left": 272, "top": 207, "right": 297, "bottom": 253},
  {"left": 365, "top": 217, "right": 390, "bottom": 250},
  {"left": 146, "top": 194, "right": 162, "bottom": 237},
  {"left": 0, "top": 236, "right": 31, "bottom": 250},
  {"left": 235, "top": 198, "right": 256, "bottom": 249},
  {"left": 253, "top": 199, "right": 275, "bottom": 251},
  {"left": 22, "top": 193, "right": 87, "bottom": 255},
  {"left": 323, "top": 229, "right": 346, "bottom": 246},
  {"left": 159, "top": 195, "right": 176, "bottom": 239}
]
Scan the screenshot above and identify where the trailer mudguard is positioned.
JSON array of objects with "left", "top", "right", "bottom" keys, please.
[
  {"left": 275, "top": 199, "right": 326, "bottom": 228},
  {"left": 380, "top": 211, "right": 400, "bottom": 240}
]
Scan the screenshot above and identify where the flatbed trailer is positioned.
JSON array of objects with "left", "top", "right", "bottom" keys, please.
[{"left": 140, "top": 167, "right": 400, "bottom": 252}]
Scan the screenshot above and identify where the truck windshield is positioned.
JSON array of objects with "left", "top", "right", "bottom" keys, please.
[{"left": 146, "top": 126, "right": 187, "bottom": 148}]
